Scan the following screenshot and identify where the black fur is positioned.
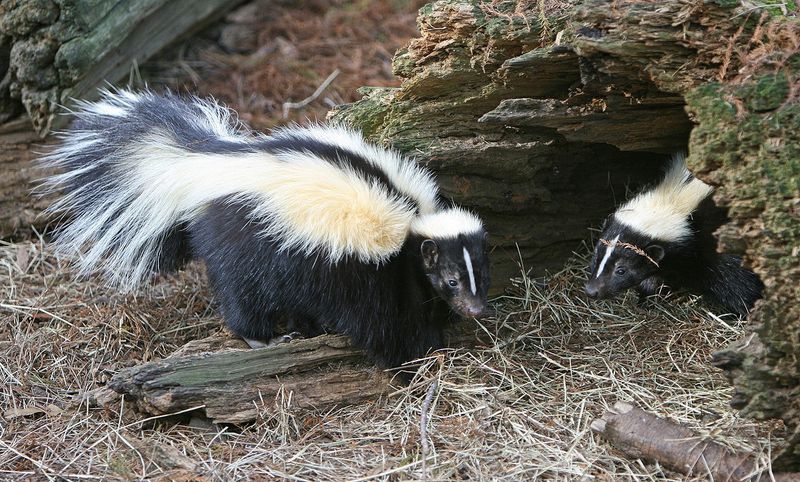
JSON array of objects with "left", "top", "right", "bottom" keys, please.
[
  {"left": 586, "top": 200, "right": 763, "bottom": 317},
  {"left": 192, "top": 199, "right": 488, "bottom": 368}
]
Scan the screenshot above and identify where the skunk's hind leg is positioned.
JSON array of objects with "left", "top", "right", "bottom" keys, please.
[
  {"left": 218, "top": 294, "right": 279, "bottom": 348},
  {"left": 287, "top": 312, "right": 329, "bottom": 338},
  {"left": 238, "top": 313, "right": 325, "bottom": 349},
  {"left": 259, "top": 313, "right": 327, "bottom": 348}
]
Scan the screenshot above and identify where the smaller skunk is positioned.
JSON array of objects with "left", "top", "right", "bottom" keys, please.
[
  {"left": 41, "top": 89, "right": 490, "bottom": 370},
  {"left": 586, "top": 153, "right": 763, "bottom": 317}
]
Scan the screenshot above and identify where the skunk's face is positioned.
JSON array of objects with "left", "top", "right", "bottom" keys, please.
[
  {"left": 420, "top": 231, "right": 490, "bottom": 318},
  {"left": 586, "top": 228, "right": 664, "bottom": 300}
]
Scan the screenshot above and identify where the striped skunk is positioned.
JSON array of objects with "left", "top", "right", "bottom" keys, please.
[
  {"left": 41, "top": 89, "right": 490, "bottom": 369},
  {"left": 585, "top": 153, "right": 763, "bottom": 317}
]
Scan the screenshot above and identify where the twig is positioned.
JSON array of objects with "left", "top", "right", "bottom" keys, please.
[
  {"left": 599, "top": 238, "right": 660, "bottom": 267},
  {"left": 420, "top": 379, "right": 439, "bottom": 480},
  {"left": 282, "top": 69, "right": 340, "bottom": 118},
  {"left": 0, "top": 440, "right": 57, "bottom": 481}
]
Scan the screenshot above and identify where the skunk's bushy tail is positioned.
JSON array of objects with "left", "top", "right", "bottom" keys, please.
[
  {"left": 41, "top": 90, "right": 445, "bottom": 290},
  {"left": 40, "top": 89, "right": 261, "bottom": 289},
  {"left": 703, "top": 254, "right": 764, "bottom": 317}
]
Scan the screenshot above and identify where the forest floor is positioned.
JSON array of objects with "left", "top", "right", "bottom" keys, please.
[
  {"left": 0, "top": 0, "right": 788, "bottom": 480},
  {"left": 0, "top": 237, "right": 786, "bottom": 480},
  {"left": 141, "top": 0, "right": 426, "bottom": 129}
]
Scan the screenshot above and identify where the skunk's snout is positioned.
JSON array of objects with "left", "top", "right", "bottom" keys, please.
[{"left": 465, "top": 305, "right": 486, "bottom": 318}]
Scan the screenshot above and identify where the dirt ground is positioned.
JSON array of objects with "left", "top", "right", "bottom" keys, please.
[
  {"left": 0, "top": 0, "right": 788, "bottom": 480},
  {"left": 142, "top": 0, "right": 428, "bottom": 130}
]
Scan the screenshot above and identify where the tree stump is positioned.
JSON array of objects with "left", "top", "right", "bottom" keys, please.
[{"left": 0, "top": 0, "right": 249, "bottom": 238}]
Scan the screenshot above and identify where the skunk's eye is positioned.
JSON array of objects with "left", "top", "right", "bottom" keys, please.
[
  {"left": 614, "top": 267, "right": 627, "bottom": 276},
  {"left": 448, "top": 279, "right": 458, "bottom": 287}
]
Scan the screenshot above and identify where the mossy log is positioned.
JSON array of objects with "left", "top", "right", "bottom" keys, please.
[
  {"left": 331, "top": 0, "right": 800, "bottom": 468},
  {"left": 0, "top": 0, "right": 247, "bottom": 135},
  {"left": 107, "top": 334, "right": 391, "bottom": 424}
]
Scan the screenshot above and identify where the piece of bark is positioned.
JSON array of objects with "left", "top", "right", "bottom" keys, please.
[
  {"left": 107, "top": 334, "right": 391, "bottom": 424},
  {"left": 479, "top": 95, "right": 690, "bottom": 153},
  {"left": 591, "top": 401, "right": 799, "bottom": 481}
]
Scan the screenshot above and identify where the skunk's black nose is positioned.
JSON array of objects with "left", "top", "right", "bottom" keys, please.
[{"left": 585, "top": 284, "right": 599, "bottom": 299}]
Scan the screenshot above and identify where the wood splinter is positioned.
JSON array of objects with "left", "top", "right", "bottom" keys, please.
[{"left": 591, "top": 401, "right": 798, "bottom": 481}]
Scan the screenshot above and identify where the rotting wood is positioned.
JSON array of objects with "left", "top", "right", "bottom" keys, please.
[
  {"left": 591, "top": 401, "right": 800, "bottom": 481},
  {"left": 107, "top": 334, "right": 391, "bottom": 424},
  {"left": 479, "top": 94, "right": 690, "bottom": 153}
]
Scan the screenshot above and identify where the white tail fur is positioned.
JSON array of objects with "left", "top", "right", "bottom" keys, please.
[{"left": 614, "top": 153, "right": 714, "bottom": 242}]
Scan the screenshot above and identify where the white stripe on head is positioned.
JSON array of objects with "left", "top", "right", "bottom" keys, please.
[
  {"left": 463, "top": 247, "right": 477, "bottom": 295},
  {"left": 410, "top": 208, "right": 484, "bottom": 239},
  {"left": 595, "top": 235, "right": 619, "bottom": 279}
]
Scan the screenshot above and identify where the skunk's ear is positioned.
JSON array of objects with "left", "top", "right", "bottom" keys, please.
[
  {"left": 420, "top": 239, "right": 439, "bottom": 270},
  {"left": 646, "top": 244, "right": 665, "bottom": 263}
]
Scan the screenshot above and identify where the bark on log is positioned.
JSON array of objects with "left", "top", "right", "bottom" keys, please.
[
  {"left": 107, "top": 334, "right": 391, "bottom": 424},
  {"left": 332, "top": 0, "right": 800, "bottom": 466},
  {"left": 591, "top": 401, "right": 800, "bottom": 482}
]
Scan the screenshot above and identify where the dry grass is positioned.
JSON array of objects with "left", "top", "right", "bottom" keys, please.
[
  {"left": 0, "top": 237, "right": 786, "bottom": 480},
  {"left": 1, "top": 2, "right": 788, "bottom": 478}
]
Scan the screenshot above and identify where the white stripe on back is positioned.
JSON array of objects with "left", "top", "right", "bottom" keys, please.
[
  {"left": 463, "top": 247, "right": 477, "bottom": 295},
  {"left": 595, "top": 235, "right": 619, "bottom": 279}
]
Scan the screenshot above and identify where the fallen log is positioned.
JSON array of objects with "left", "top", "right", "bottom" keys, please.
[
  {"left": 591, "top": 401, "right": 798, "bottom": 481},
  {"left": 107, "top": 334, "right": 391, "bottom": 424}
]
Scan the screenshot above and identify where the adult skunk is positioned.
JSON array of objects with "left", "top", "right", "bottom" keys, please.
[
  {"left": 41, "top": 89, "right": 490, "bottom": 369},
  {"left": 585, "top": 153, "right": 763, "bottom": 317}
]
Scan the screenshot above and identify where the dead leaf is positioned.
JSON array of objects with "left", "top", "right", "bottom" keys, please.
[
  {"left": 4, "top": 406, "right": 46, "bottom": 419},
  {"left": 45, "top": 404, "right": 63, "bottom": 416},
  {"left": 15, "top": 245, "right": 30, "bottom": 272}
]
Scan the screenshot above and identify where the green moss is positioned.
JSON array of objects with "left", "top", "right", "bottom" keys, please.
[
  {"left": 739, "top": 72, "right": 790, "bottom": 112},
  {"left": 327, "top": 87, "right": 397, "bottom": 141},
  {"left": 686, "top": 83, "right": 737, "bottom": 122},
  {"left": 754, "top": 0, "right": 799, "bottom": 15}
]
